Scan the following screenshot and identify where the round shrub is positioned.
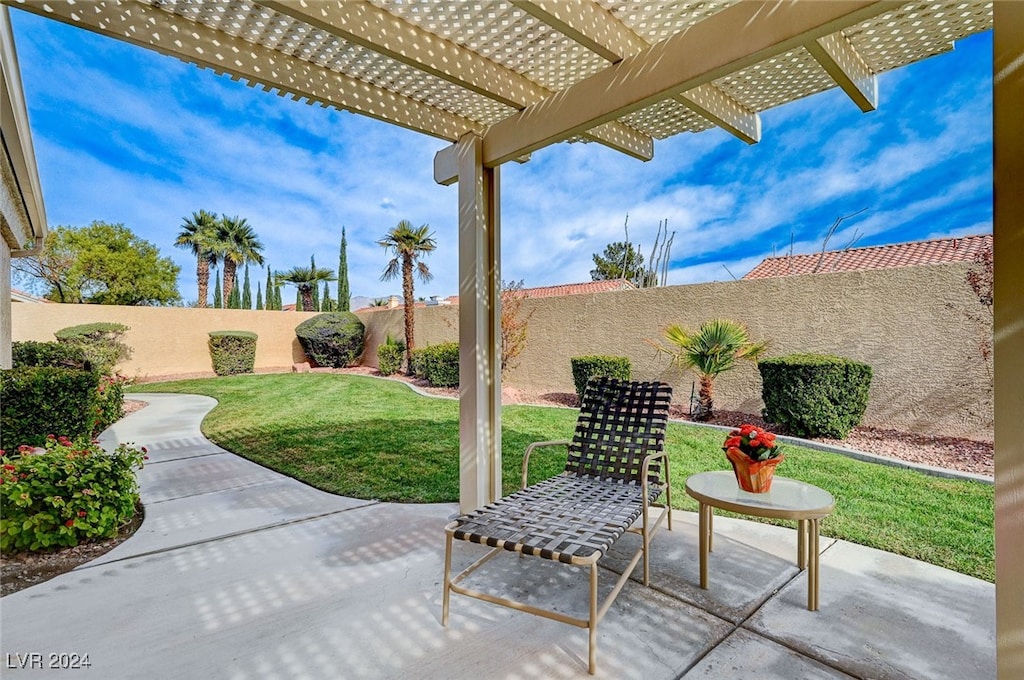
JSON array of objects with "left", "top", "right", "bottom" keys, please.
[
  {"left": 208, "top": 331, "right": 258, "bottom": 376},
  {"left": 55, "top": 322, "right": 131, "bottom": 375},
  {"left": 0, "top": 435, "right": 146, "bottom": 552},
  {"left": 418, "top": 342, "right": 459, "bottom": 387},
  {"left": 295, "top": 313, "right": 365, "bottom": 368},
  {"left": 570, "top": 355, "right": 631, "bottom": 402},
  {"left": 759, "top": 354, "right": 872, "bottom": 439},
  {"left": 377, "top": 335, "right": 405, "bottom": 376}
]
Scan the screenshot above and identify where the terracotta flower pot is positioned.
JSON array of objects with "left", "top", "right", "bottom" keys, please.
[{"left": 725, "top": 446, "right": 784, "bottom": 493}]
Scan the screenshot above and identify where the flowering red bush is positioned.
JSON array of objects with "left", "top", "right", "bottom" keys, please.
[
  {"left": 722, "top": 423, "right": 782, "bottom": 461},
  {"left": 0, "top": 434, "right": 147, "bottom": 552}
]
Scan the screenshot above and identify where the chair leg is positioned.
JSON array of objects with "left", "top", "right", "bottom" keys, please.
[
  {"left": 589, "top": 562, "right": 598, "bottom": 674},
  {"left": 442, "top": 531, "right": 453, "bottom": 626}
]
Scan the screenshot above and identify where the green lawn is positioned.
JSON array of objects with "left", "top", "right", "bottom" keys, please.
[{"left": 129, "top": 373, "right": 994, "bottom": 581}]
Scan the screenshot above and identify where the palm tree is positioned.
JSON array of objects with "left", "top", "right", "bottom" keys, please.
[
  {"left": 276, "top": 263, "right": 335, "bottom": 312},
  {"left": 377, "top": 220, "right": 436, "bottom": 372},
  {"left": 174, "top": 209, "right": 219, "bottom": 307},
  {"left": 215, "top": 216, "right": 264, "bottom": 302},
  {"left": 652, "top": 319, "right": 767, "bottom": 421}
]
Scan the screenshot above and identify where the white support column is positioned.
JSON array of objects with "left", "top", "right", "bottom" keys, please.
[{"left": 455, "top": 132, "right": 502, "bottom": 513}]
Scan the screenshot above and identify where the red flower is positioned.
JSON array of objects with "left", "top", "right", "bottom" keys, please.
[
  {"left": 724, "top": 436, "right": 742, "bottom": 449},
  {"left": 2, "top": 464, "right": 15, "bottom": 472},
  {"left": 78, "top": 510, "right": 87, "bottom": 517},
  {"left": 65, "top": 519, "right": 75, "bottom": 527}
]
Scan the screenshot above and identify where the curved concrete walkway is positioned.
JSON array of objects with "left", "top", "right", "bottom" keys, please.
[{"left": 0, "top": 394, "right": 995, "bottom": 679}]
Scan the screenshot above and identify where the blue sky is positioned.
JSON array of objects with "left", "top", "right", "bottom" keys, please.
[{"left": 9, "top": 9, "right": 992, "bottom": 304}]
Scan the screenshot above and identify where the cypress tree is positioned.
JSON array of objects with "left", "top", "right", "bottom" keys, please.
[
  {"left": 213, "top": 270, "right": 222, "bottom": 308},
  {"left": 256, "top": 282, "right": 264, "bottom": 311},
  {"left": 295, "top": 289, "right": 303, "bottom": 312},
  {"left": 338, "top": 227, "right": 350, "bottom": 311},
  {"left": 273, "top": 284, "right": 282, "bottom": 311},
  {"left": 242, "top": 265, "right": 252, "bottom": 309},
  {"left": 264, "top": 267, "right": 274, "bottom": 309},
  {"left": 228, "top": 284, "right": 241, "bottom": 309},
  {"left": 321, "top": 282, "right": 333, "bottom": 312},
  {"left": 310, "top": 255, "right": 320, "bottom": 311}
]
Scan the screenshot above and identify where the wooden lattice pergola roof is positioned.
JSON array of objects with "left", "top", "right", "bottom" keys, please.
[{"left": 11, "top": 1, "right": 992, "bottom": 166}]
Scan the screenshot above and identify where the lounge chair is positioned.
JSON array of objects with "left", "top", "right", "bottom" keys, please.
[{"left": 442, "top": 376, "right": 673, "bottom": 673}]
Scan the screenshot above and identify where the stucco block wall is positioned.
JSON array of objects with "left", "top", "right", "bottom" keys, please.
[
  {"left": 9, "top": 262, "right": 991, "bottom": 439},
  {"left": 11, "top": 304, "right": 320, "bottom": 380},
  {"left": 361, "top": 263, "right": 992, "bottom": 440}
]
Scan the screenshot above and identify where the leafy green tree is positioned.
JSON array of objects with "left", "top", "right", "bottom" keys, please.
[
  {"left": 215, "top": 216, "right": 264, "bottom": 302},
  {"left": 242, "top": 265, "right": 252, "bottom": 309},
  {"left": 277, "top": 261, "right": 335, "bottom": 312},
  {"left": 174, "top": 209, "right": 219, "bottom": 308},
  {"left": 650, "top": 319, "right": 767, "bottom": 421},
  {"left": 256, "top": 282, "right": 264, "bottom": 311},
  {"left": 13, "top": 221, "right": 180, "bottom": 305},
  {"left": 590, "top": 241, "right": 651, "bottom": 284},
  {"left": 338, "top": 227, "right": 350, "bottom": 311},
  {"left": 378, "top": 220, "right": 436, "bottom": 372},
  {"left": 213, "top": 270, "right": 222, "bottom": 308}
]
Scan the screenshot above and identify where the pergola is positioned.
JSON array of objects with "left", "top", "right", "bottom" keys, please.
[{"left": 1, "top": 1, "right": 1020, "bottom": 676}]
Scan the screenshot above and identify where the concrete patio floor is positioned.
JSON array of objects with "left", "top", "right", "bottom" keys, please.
[{"left": 0, "top": 394, "right": 995, "bottom": 679}]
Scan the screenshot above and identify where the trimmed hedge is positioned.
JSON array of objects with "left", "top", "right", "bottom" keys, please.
[
  {"left": 409, "top": 347, "right": 427, "bottom": 378},
  {"left": 418, "top": 342, "right": 459, "bottom": 387},
  {"left": 570, "top": 355, "right": 631, "bottom": 402},
  {"left": 759, "top": 353, "right": 872, "bottom": 439},
  {"left": 377, "top": 336, "right": 405, "bottom": 376},
  {"left": 0, "top": 367, "right": 99, "bottom": 449},
  {"left": 208, "top": 331, "right": 258, "bottom": 376},
  {"left": 55, "top": 322, "right": 131, "bottom": 375},
  {"left": 12, "top": 341, "right": 91, "bottom": 371},
  {"left": 295, "top": 313, "right": 365, "bottom": 368}
]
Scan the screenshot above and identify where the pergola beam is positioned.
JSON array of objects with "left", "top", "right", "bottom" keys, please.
[
  {"left": 480, "top": 1, "right": 897, "bottom": 168},
  {"left": 513, "top": 0, "right": 761, "bottom": 145},
  {"left": 15, "top": 0, "right": 481, "bottom": 142},
  {"left": 256, "top": 0, "right": 652, "bottom": 161},
  {"left": 806, "top": 31, "right": 878, "bottom": 112}
]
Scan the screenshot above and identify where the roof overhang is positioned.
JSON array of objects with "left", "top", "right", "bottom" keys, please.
[{"left": 0, "top": 5, "right": 46, "bottom": 257}]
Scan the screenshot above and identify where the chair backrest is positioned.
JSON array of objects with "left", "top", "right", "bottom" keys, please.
[{"left": 564, "top": 376, "right": 672, "bottom": 486}]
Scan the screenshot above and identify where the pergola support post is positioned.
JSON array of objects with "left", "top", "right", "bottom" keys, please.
[{"left": 455, "top": 132, "right": 502, "bottom": 513}]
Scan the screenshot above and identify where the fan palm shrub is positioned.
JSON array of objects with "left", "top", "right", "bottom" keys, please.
[{"left": 652, "top": 318, "right": 767, "bottom": 421}]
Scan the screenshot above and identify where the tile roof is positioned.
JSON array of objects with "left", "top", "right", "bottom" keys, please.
[
  {"left": 445, "top": 279, "right": 635, "bottom": 306},
  {"left": 742, "top": 234, "right": 992, "bottom": 279}
]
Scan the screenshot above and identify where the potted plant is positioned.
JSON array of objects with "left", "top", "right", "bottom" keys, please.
[{"left": 722, "top": 424, "right": 784, "bottom": 492}]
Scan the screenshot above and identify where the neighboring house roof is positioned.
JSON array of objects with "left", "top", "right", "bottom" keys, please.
[
  {"left": 11, "top": 288, "right": 50, "bottom": 303},
  {"left": 445, "top": 279, "right": 636, "bottom": 306},
  {"left": 355, "top": 279, "right": 636, "bottom": 311},
  {"left": 742, "top": 234, "right": 992, "bottom": 279}
]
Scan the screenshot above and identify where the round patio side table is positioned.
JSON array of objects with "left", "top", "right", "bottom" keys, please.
[{"left": 684, "top": 471, "right": 835, "bottom": 611}]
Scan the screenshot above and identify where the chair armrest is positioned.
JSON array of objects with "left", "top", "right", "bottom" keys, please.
[
  {"left": 522, "top": 440, "right": 571, "bottom": 489},
  {"left": 640, "top": 451, "right": 671, "bottom": 509}
]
